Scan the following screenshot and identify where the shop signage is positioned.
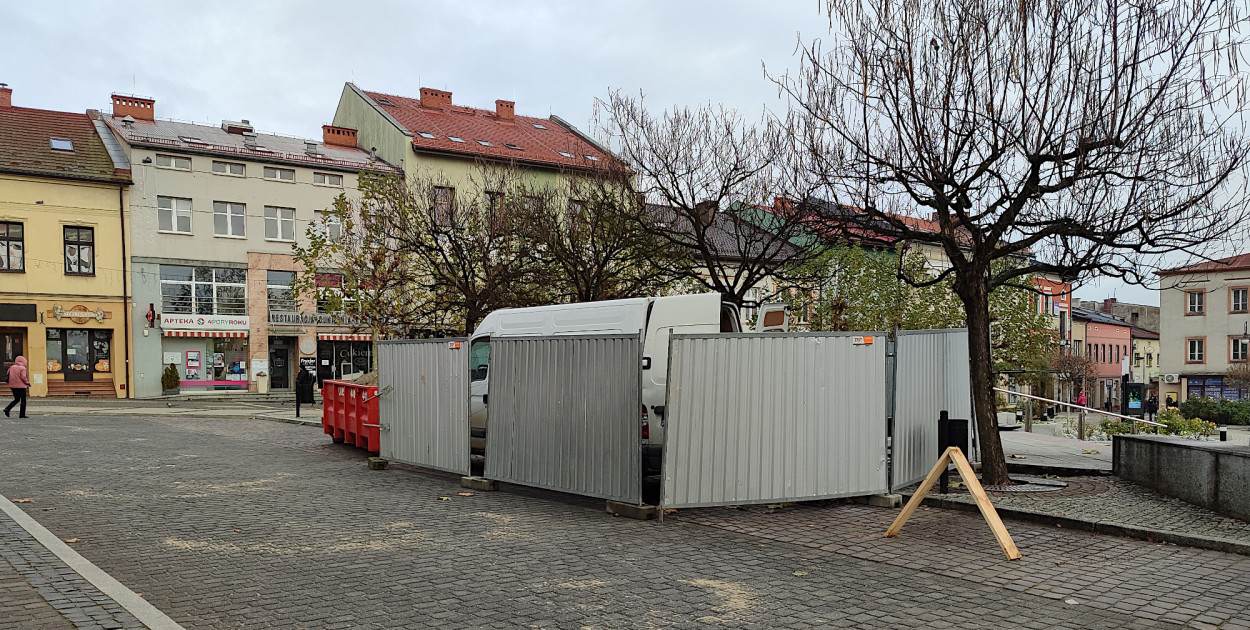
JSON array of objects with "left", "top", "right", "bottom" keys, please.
[
  {"left": 161, "top": 314, "right": 250, "bottom": 331},
  {"left": 51, "top": 304, "right": 107, "bottom": 324},
  {"left": 268, "top": 311, "right": 358, "bottom": 326},
  {"left": 0, "top": 303, "right": 37, "bottom": 322}
]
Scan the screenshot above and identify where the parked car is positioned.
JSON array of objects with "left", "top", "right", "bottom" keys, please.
[{"left": 468, "top": 292, "right": 787, "bottom": 502}]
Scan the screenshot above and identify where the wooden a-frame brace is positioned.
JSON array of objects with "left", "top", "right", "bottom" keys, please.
[{"left": 884, "top": 446, "right": 1022, "bottom": 561}]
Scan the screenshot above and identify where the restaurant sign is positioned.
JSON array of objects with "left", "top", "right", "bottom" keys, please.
[
  {"left": 268, "top": 311, "right": 358, "bottom": 326},
  {"left": 161, "top": 314, "right": 250, "bottom": 331}
]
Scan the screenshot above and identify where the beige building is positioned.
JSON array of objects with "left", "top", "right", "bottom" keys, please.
[
  {"left": 101, "top": 94, "right": 398, "bottom": 397},
  {"left": 1157, "top": 254, "right": 1250, "bottom": 403}
]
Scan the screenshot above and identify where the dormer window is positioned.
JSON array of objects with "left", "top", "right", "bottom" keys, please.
[
  {"left": 49, "top": 138, "right": 74, "bottom": 152},
  {"left": 448, "top": 136, "right": 464, "bottom": 143},
  {"left": 417, "top": 132, "right": 436, "bottom": 139}
]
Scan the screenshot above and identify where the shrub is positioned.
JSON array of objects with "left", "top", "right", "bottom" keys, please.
[
  {"left": 1178, "top": 397, "right": 1250, "bottom": 425},
  {"left": 1146, "top": 408, "right": 1217, "bottom": 438},
  {"left": 161, "top": 363, "right": 180, "bottom": 391}
]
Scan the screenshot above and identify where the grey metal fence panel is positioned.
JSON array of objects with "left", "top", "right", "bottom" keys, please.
[
  {"left": 892, "top": 329, "right": 973, "bottom": 490},
  {"left": 378, "top": 339, "right": 470, "bottom": 475},
  {"left": 662, "top": 333, "right": 890, "bottom": 508},
  {"left": 484, "top": 335, "right": 642, "bottom": 504}
]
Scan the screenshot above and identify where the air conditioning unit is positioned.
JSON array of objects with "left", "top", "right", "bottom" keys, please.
[{"left": 1162, "top": 374, "right": 1180, "bottom": 384}]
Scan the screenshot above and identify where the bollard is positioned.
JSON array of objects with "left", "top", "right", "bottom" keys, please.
[
  {"left": 1024, "top": 400, "right": 1033, "bottom": 433},
  {"left": 1221, "top": 427, "right": 1228, "bottom": 442},
  {"left": 1078, "top": 411, "right": 1086, "bottom": 441},
  {"left": 1131, "top": 419, "right": 1138, "bottom": 434}
]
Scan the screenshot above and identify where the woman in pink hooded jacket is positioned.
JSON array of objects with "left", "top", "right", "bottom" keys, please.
[{"left": 6, "top": 356, "right": 29, "bottom": 418}]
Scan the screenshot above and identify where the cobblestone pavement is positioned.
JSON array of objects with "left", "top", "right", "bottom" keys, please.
[
  {"left": 676, "top": 502, "right": 1250, "bottom": 629},
  {"left": 0, "top": 415, "right": 1167, "bottom": 629},
  {"left": 0, "top": 513, "right": 144, "bottom": 630},
  {"left": 903, "top": 473, "right": 1250, "bottom": 551}
]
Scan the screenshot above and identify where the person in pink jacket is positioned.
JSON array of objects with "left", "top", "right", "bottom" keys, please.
[{"left": 5, "top": 356, "right": 29, "bottom": 418}]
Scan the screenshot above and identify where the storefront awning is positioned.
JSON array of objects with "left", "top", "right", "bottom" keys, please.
[
  {"left": 163, "top": 330, "right": 247, "bottom": 338},
  {"left": 318, "top": 333, "right": 372, "bottom": 341}
]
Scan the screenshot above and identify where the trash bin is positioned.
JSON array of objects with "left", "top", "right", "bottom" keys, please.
[
  {"left": 256, "top": 373, "right": 270, "bottom": 394},
  {"left": 296, "top": 380, "right": 315, "bottom": 405}
]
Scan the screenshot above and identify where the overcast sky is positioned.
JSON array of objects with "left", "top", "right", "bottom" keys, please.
[{"left": 4, "top": 0, "right": 1219, "bottom": 306}]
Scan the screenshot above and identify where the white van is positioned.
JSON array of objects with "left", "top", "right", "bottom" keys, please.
[{"left": 467, "top": 293, "right": 786, "bottom": 498}]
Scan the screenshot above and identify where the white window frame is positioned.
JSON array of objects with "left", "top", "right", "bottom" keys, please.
[
  {"left": 1188, "top": 338, "right": 1205, "bottom": 363},
  {"left": 1187, "top": 290, "right": 1205, "bottom": 314},
  {"left": 264, "top": 206, "right": 296, "bottom": 242},
  {"left": 1232, "top": 288, "right": 1248, "bottom": 313},
  {"left": 157, "top": 196, "right": 192, "bottom": 234},
  {"left": 155, "top": 154, "right": 191, "bottom": 170},
  {"left": 160, "top": 265, "right": 247, "bottom": 315},
  {"left": 263, "top": 166, "right": 295, "bottom": 182},
  {"left": 213, "top": 201, "right": 246, "bottom": 237},
  {"left": 1233, "top": 338, "right": 1249, "bottom": 363},
  {"left": 315, "top": 211, "right": 343, "bottom": 240},
  {"left": 211, "top": 160, "right": 245, "bottom": 176},
  {"left": 313, "top": 172, "right": 343, "bottom": 187}
]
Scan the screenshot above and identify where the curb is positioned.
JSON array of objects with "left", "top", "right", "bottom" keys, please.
[
  {"left": 1006, "top": 462, "right": 1112, "bottom": 477},
  {"left": 905, "top": 493, "right": 1250, "bottom": 557},
  {"left": 249, "top": 413, "right": 322, "bottom": 427}
]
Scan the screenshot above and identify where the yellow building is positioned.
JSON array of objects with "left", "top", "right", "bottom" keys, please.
[{"left": 0, "top": 86, "right": 133, "bottom": 398}]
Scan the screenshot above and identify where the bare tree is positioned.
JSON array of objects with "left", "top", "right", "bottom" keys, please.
[
  {"left": 519, "top": 166, "right": 683, "bottom": 302},
  {"left": 779, "top": 0, "right": 1250, "bottom": 483},
  {"left": 296, "top": 167, "right": 553, "bottom": 338},
  {"left": 1051, "top": 350, "right": 1098, "bottom": 402},
  {"left": 597, "top": 93, "right": 827, "bottom": 305}
]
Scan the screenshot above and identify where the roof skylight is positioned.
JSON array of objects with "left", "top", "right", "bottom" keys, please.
[
  {"left": 476, "top": 140, "right": 493, "bottom": 146},
  {"left": 532, "top": 123, "right": 547, "bottom": 130},
  {"left": 179, "top": 135, "right": 204, "bottom": 144},
  {"left": 584, "top": 155, "right": 600, "bottom": 161},
  {"left": 504, "top": 143, "right": 523, "bottom": 151},
  {"left": 49, "top": 138, "right": 74, "bottom": 152},
  {"left": 557, "top": 151, "right": 574, "bottom": 158},
  {"left": 448, "top": 136, "right": 464, "bottom": 143},
  {"left": 375, "top": 97, "right": 395, "bottom": 107},
  {"left": 417, "top": 132, "right": 436, "bottom": 139}
]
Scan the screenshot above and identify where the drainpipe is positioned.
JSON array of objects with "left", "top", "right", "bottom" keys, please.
[{"left": 119, "top": 185, "right": 132, "bottom": 399}]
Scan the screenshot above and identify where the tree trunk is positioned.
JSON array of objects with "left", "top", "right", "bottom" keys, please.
[{"left": 955, "top": 272, "right": 1012, "bottom": 486}]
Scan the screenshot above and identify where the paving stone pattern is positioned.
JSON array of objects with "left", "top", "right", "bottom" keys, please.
[
  {"left": 676, "top": 502, "right": 1250, "bottom": 629},
  {"left": 0, "top": 415, "right": 1163, "bottom": 629},
  {"left": 0, "top": 514, "right": 145, "bottom": 630},
  {"left": 911, "top": 473, "right": 1250, "bottom": 548}
]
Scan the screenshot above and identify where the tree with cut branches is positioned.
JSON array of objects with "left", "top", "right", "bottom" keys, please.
[
  {"left": 777, "top": 0, "right": 1250, "bottom": 483},
  {"left": 1051, "top": 350, "right": 1098, "bottom": 403},
  {"left": 596, "top": 94, "right": 827, "bottom": 305}
]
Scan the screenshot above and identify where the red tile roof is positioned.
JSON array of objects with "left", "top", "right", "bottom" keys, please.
[
  {"left": 361, "top": 89, "right": 612, "bottom": 169},
  {"left": 0, "top": 106, "right": 129, "bottom": 183},
  {"left": 1157, "top": 253, "right": 1250, "bottom": 276}
]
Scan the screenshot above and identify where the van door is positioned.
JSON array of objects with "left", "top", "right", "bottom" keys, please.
[
  {"left": 468, "top": 337, "right": 490, "bottom": 454},
  {"left": 755, "top": 303, "right": 789, "bottom": 332}
]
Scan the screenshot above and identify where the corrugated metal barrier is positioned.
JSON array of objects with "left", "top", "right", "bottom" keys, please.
[
  {"left": 378, "top": 339, "right": 471, "bottom": 476},
  {"left": 892, "top": 328, "right": 973, "bottom": 490},
  {"left": 485, "top": 335, "right": 642, "bottom": 504},
  {"left": 661, "top": 333, "right": 890, "bottom": 508}
]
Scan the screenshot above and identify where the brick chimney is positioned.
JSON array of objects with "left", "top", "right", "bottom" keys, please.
[
  {"left": 111, "top": 93, "right": 154, "bottom": 121},
  {"left": 419, "top": 87, "right": 452, "bottom": 110},
  {"left": 322, "top": 125, "right": 358, "bottom": 148},
  {"left": 495, "top": 99, "right": 515, "bottom": 121},
  {"left": 1102, "top": 298, "right": 1116, "bottom": 314},
  {"left": 0, "top": 84, "right": 11, "bottom": 109}
]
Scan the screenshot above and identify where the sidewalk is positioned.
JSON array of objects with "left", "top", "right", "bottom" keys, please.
[{"left": 999, "top": 429, "right": 1112, "bottom": 475}]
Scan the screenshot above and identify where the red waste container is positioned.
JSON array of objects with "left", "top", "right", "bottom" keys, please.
[{"left": 321, "top": 380, "right": 380, "bottom": 453}]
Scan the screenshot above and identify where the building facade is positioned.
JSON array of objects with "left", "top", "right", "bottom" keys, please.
[
  {"left": 1157, "top": 254, "right": 1250, "bottom": 404},
  {"left": 0, "top": 86, "right": 133, "bottom": 398},
  {"left": 102, "top": 94, "right": 397, "bottom": 397},
  {"left": 1078, "top": 298, "right": 1159, "bottom": 333},
  {"left": 1072, "top": 307, "right": 1131, "bottom": 411}
]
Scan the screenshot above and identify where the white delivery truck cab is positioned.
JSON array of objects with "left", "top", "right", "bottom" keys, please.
[{"left": 467, "top": 292, "right": 786, "bottom": 501}]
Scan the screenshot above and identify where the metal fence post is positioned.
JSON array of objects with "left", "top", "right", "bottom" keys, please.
[
  {"left": 938, "top": 410, "right": 950, "bottom": 494},
  {"left": 1024, "top": 400, "right": 1032, "bottom": 433},
  {"left": 1077, "top": 410, "right": 1085, "bottom": 441}
]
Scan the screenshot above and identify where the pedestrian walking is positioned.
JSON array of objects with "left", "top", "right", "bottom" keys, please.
[
  {"left": 1077, "top": 391, "right": 1087, "bottom": 407},
  {"left": 1146, "top": 395, "right": 1159, "bottom": 421},
  {"left": 5, "top": 356, "right": 29, "bottom": 418}
]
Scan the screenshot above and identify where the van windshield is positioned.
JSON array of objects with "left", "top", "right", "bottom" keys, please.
[
  {"left": 720, "top": 304, "right": 740, "bottom": 332},
  {"left": 469, "top": 338, "right": 490, "bottom": 381}
]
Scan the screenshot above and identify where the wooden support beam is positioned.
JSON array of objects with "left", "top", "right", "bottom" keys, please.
[{"left": 884, "top": 446, "right": 1021, "bottom": 561}]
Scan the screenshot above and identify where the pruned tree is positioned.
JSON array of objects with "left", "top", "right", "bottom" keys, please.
[
  {"left": 596, "top": 93, "right": 827, "bottom": 305},
  {"left": 778, "top": 0, "right": 1250, "bottom": 483},
  {"left": 519, "top": 165, "right": 684, "bottom": 302},
  {"left": 295, "top": 167, "right": 554, "bottom": 338},
  {"left": 1226, "top": 363, "right": 1250, "bottom": 393},
  {"left": 1052, "top": 350, "right": 1098, "bottom": 402}
]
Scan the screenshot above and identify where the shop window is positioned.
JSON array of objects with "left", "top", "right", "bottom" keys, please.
[
  {"left": 63, "top": 226, "right": 94, "bottom": 275},
  {"left": 0, "top": 222, "right": 24, "bottom": 272},
  {"left": 160, "top": 265, "right": 247, "bottom": 315}
]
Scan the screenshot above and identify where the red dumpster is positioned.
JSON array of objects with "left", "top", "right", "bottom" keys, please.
[{"left": 321, "top": 380, "right": 380, "bottom": 453}]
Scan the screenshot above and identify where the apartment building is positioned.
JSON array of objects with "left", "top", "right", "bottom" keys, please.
[
  {"left": 1072, "top": 307, "right": 1131, "bottom": 410},
  {"left": 0, "top": 85, "right": 133, "bottom": 398},
  {"left": 1157, "top": 254, "right": 1250, "bottom": 403},
  {"left": 102, "top": 94, "right": 398, "bottom": 397}
]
